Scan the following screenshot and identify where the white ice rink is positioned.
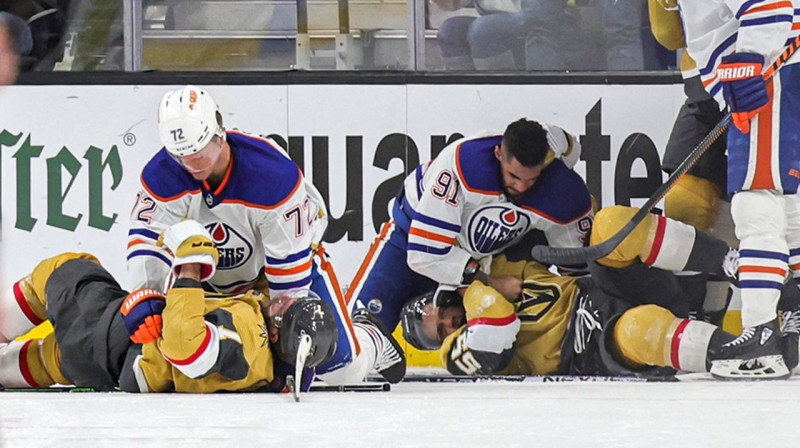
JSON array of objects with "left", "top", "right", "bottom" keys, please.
[{"left": 2, "top": 374, "right": 800, "bottom": 448}]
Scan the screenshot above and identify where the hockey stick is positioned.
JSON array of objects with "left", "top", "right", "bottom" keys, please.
[
  {"left": 310, "top": 383, "right": 391, "bottom": 392},
  {"left": 287, "top": 333, "right": 313, "bottom": 402},
  {"left": 397, "top": 374, "right": 679, "bottom": 383},
  {"left": 531, "top": 35, "right": 800, "bottom": 266},
  {"left": 0, "top": 383, "right": 391, "bottom": 393}
]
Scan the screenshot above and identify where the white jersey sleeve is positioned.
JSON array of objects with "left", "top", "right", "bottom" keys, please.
[
  {"left": 406, "top": 150, "right": 474, "bottom": 285},
  {"left": 679, "top": 0, "right": 800, "bottom": 105},
  {"left": 724, "top": 0, "right": 794, "bottom": 60},
  {"left": 257, "top": 176, "right": 317, "bottom": 298}
]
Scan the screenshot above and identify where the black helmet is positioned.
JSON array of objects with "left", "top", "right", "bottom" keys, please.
[{"left": 269, "top": 291, "right": 338, "bottom": 368}]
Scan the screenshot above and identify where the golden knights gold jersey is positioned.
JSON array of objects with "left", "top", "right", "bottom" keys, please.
[
  {"left": 440, "top": 256, "right": 579, "bottom": 375},
  {"left": 120, "top": 286, "right": 276, "bottom": 393}
]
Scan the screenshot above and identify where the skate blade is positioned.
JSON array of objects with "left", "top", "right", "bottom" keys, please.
[{"left": 710, "top": 355, "right": 790, "bottom": 381}]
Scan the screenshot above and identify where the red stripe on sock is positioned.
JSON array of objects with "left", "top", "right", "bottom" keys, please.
[
  {"left": 467, "top": 314, "right": 517, "bottom": 327},
  {"left": 18, "top": 340, "right": 39, "bottom": 387},
  {"left": 13, "top": 282, "right": 44, "bottom": 325},
  {"left": 670, "top": 319, "right": 691, "bottom": 371},
  {"left": 644, "top": 216, "right": 667, "bottom": 266}
]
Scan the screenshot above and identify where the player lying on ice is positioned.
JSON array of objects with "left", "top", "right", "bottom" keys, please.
[
  {"left": 400, "top": 205, "right": 800, "bottom": 379},
  {"left": 0, "top": 220, "right": 389, "bottom": 393}
]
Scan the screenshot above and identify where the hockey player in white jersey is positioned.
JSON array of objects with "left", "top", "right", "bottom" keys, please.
[
  {"left": 346, "top": 118, "right": 592, "bottom": 330},
  {"left": 677, "top": 0, "right": 800, "bottom": 379},
  {"left": 124, "top": 85, "right": 405, "bottom": 384}
]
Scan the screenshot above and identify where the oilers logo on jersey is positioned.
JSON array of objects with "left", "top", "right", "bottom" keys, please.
[
  {"left": 206, "top": 222, "right": 253, "bottom": 270},
  {"left": 466, "top": 205, "right": 531, "bottom": 254}
]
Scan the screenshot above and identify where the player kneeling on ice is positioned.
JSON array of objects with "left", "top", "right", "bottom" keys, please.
[
  {"left": 346, "top": 118, "right": 591, "bottom": 335},
  {"left": 401, "top": 206, "right": 800, "bottom": 379},
  {"left": 127, "top": 85, "right": 404, "bottom": 386},
  {"left": 0, "top": 221, "right": 375, "bottom": 393}
]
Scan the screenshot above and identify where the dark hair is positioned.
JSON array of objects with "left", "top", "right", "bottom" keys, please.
[{"left": 501, "top": 118, "right": 548, "bottom": 167}]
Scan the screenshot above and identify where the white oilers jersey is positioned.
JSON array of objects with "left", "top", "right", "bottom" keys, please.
[
  {"left": 128, "top": 130, "right": 327, "bottom": 297},
  {"left": 395, "top": 131, "right": 593, "bottom": 285},
  {"left": 678, "top": 0, "right": 800, "bottom": 106}
]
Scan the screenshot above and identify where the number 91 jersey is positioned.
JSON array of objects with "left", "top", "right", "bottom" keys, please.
[{"left": 398, "top": 131, "right": 593, "bottom": 285}]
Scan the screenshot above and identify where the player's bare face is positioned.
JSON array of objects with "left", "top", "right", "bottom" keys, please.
[
  {"left": 175, "top": 138, "right": 227, "bottom": 181},
  {"left": 421, "top": 303, "right": 467, "bottom": 344},
  {"left": 495, "top": 145, "right": 544, "bottom": 199}
]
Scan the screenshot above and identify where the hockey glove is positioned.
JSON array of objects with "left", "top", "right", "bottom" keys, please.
[
  {"left": 544, "top": 124, "right": 581, "bottom": 169},
  {"left": 158, "top": 220, "right": 219, "bottom": 282},
  {"left": 121, "top": 288, "right": 166, "bottom": 344},
  {"left": 717, "top": 52, "right": 768, "bottom": 134}
]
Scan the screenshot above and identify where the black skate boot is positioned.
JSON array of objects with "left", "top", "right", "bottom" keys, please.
[
  {"left": 352, "top": 309, "right": 406, "bottom": 384},
  {"left": 709, "top": 318, "right": 790, "bottom": 380}
]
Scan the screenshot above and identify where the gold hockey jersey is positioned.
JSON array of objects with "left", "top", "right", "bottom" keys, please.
[
  {"left": 122, "top": 286, "right": 276, "bottom": 393},
  {"left": 441, "top": 256, "right": 578, "bottom": 375}
]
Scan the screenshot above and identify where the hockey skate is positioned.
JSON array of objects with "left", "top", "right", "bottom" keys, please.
[
  {"left": 352, "top": 309, "right": 406, "bottom": 384},
  {"left": 709, "top": 319, "right": 790, "bottom": 380}
]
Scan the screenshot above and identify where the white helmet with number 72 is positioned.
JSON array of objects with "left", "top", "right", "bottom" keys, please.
[{"left": 157, "top": 85, "right": 225, "bottom": 157}]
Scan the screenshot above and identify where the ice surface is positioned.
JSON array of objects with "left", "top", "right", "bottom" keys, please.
[{"left": 2, "top": 374, "right": 800, "bottom": 448}]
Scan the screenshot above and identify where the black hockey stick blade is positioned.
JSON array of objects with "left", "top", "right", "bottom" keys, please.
[
  {"left": 0, "top": 382, "right": 391, "bottom": 393},
  {"left": 0, "top": 386, "right": 101, "bottom": 392},
  {"left": 532, "top": 34, "right": 800, "bottom": 266},
  {"left": 309, "top": 383, "right": 391, "bottom": 392},
  {"left": 399, "top": 374, "right": 679, "bottom": 383}
]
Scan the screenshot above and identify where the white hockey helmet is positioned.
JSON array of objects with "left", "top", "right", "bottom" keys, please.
[{"left": 157, "top": 85, "right": 225, "bottom": 157}]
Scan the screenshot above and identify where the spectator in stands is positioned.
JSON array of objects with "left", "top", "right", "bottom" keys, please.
[
  {"left": 434, "top": 0, "right": 529, "bottom": 70},
  {"left": 0, "top": 12, "right": 33, "bottom": 56},
  {"left": 0, "top": 13, "right": 27, "bottom": 83},
  {"left": 598, "top": 0, "right": 644, "bottom": 70},
  {"left": 6, "top": 0, "right": 124, "bottom": 71},
  {"left": 434, "top": 0, "right": 589, "bottom": 71},
  {"left": 0, "top": 1, "right": 69, "bottom": 72},
  {"left": 0, "top": 22, "right": 16, "bottom": 84},
  {"left": 524, "top": 0, "right": 644, "bottom": 71},
  {"left": 523, "top": 0, "right": 584, "bottom": 71}
]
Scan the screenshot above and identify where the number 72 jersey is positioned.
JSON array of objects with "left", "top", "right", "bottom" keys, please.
[{"left": 127, "top": 131, "right": 327, "bottom": 297}]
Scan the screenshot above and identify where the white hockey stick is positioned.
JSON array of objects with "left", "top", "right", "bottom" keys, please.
[{"left": 288, "top": 333, "right": 313, "bottom": 402}]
